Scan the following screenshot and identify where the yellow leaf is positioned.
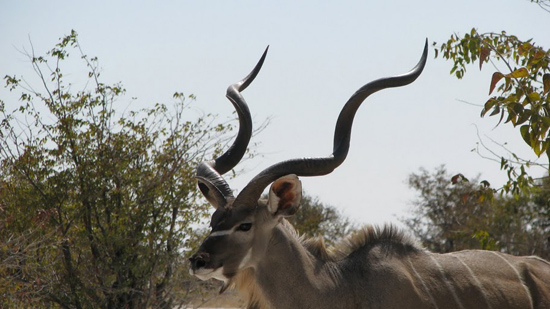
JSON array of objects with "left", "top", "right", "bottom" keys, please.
[
  {"left": 533, "top": 50, "right": 546, "bottom": 61},
  {"left": 505, "top": 67, "right": 529, "bottom": 79},
  {"left": 489, "top": 72, "right": 504, "bottom": 95},
  {"left": 527, "top": 92, "right": 541, "bottom": 102},
  {"left": 478, "top": 194, "right": 485, "bottom": 203}
]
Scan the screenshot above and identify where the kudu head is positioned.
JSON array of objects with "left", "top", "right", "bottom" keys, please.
[{"left": 189, "top": 42, "right": 428, "bottom": 284}]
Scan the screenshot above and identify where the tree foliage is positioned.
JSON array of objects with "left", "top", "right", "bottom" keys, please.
[
  {"left": 288, "top": 193, "right": 354, "bottom": 246},
  {"left": 403, "top": 166, "right": 550, "bottom": 258},
  {"left": 0, "top": 31, "right": 233, "bottom": 308},
  {"left": 434, "top": 27, "right": 550, "bottom": 196}
]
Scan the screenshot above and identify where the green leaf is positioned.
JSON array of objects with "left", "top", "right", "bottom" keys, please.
[
  {"left": 516, "top": 109, "right": 531, "bottom": 125},
  {"left": 509, "top": 102, "right": 524, "bottom": 114},
  {"left": 500, "top": 157, "right": 508, "bottom": 169},
  {"left": 489, "top": 105, "right": 501, "bottom": 116},
  {"left": 480, "top": 180, "right": 491, "bottom": 188},
  {"left": 520, "top": 125, "right": 531, "bottom": 146},
  {"left": 481, "top": 98, "right": 496, "bottom": 117},
  {"left": 534, "top": 140, "right": 544, "bottom": 157},
  {"left": 496, "top": 108, "right": 505, "bottom": 126},
  {"left": 527, "top": 92, "right": 541, "bottom": 102},
  {"left": 540, "top": 140, "right": 550, "bottom": 157}
]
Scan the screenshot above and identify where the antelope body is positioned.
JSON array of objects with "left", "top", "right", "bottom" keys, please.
[{"left": 189, "top": 43, "right": 550, "bottom": 308}]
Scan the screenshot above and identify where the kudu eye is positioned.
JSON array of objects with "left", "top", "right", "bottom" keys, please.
[{"left": 237, "top": 223, "right": 252, "bottom": 232}]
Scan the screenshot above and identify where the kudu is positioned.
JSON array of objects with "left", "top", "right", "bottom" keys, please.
[{"left": 189, "top": 43, "right": 550, "bottom": 309}]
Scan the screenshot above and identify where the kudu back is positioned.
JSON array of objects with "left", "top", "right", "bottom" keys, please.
[{"left": 189, "top": 43, "right": 550, "bottom": 309}]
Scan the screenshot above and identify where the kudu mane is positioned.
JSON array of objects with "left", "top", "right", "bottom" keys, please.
[{"left": 291, "top": 220, "right": 422, "bottom": 262}]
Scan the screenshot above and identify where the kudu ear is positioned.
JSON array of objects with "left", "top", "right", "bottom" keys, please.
[
  {"left": 267, "top": 174, "right": 302, "bottom": 217},
  {"left": 197, "top": 179, "right": 230, "bottom": 209}
]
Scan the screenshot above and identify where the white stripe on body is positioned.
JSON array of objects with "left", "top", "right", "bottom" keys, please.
[
  {"left": 450, "top": 253, "right": 492, "bottom": 309},
  {"left": 490, "top": 251, "right": 534, "bottom": 309},
  {"left": 526, "top": 255, "right": 550, "bottom": 266},
  {"left": 407, "top": 256, "right": 439, "bottom": 309},
  {"left": 428, "top": 254, "right": 465, "bottom": 309}
]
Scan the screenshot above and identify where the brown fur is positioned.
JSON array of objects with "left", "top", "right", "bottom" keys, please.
[{"left": 227, "top": 221, "right": 422, "bottom": 307}]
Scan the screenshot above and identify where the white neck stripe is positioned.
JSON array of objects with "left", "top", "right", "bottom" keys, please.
[{"left": 209, "top": 229, "right": 233, "bottom": 237}]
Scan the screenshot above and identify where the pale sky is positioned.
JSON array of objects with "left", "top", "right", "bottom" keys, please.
[{"left": 1, "top": 1, "right": 549, "bottom": 227}]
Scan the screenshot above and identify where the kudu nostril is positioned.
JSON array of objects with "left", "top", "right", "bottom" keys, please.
[
  {"left": 190, "top": 252, "right": 210, "bottom": 269},
  {"left": 195, "top": 258, "right": 207, "bottom": 269}
]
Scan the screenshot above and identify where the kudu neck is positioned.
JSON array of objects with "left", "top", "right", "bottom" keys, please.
[{"left": 251, "top": 224, "right": 351, "bottom": 308}]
